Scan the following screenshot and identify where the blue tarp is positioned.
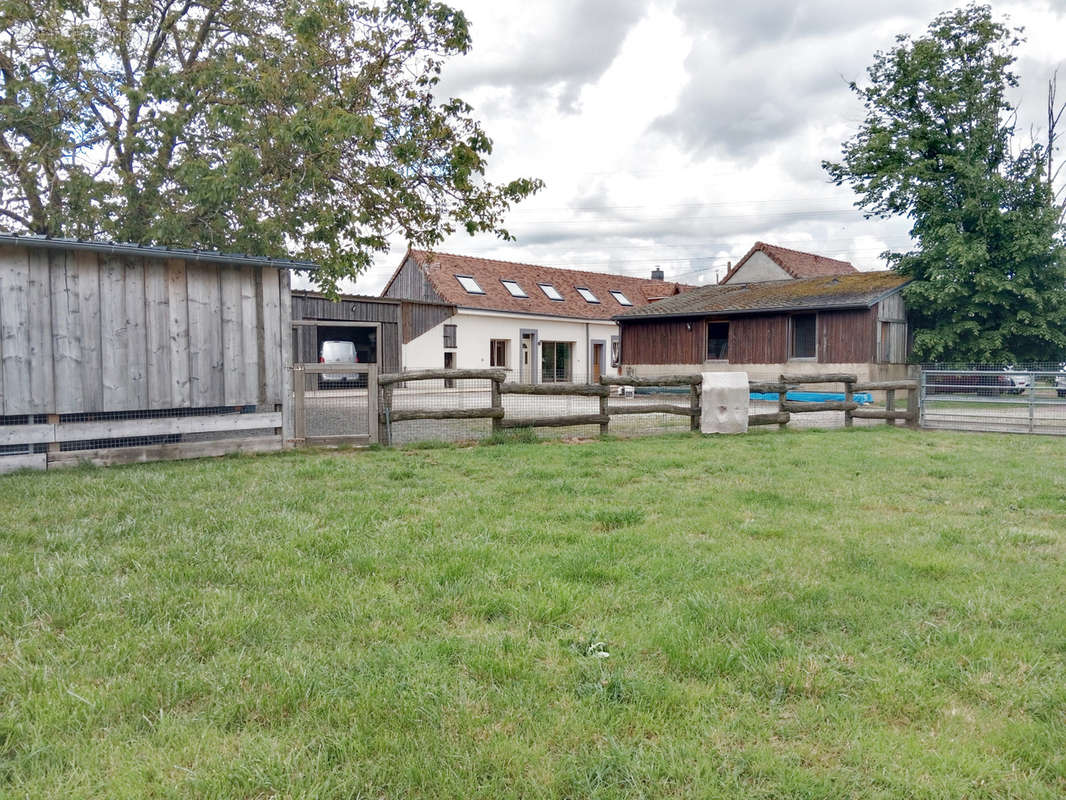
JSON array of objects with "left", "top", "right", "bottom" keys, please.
[{"left": 750, "top": 391, "right": 873, "bottom": 405}]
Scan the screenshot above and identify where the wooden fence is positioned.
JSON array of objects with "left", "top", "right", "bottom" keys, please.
[{"left": 374, "top": 369, "right": 915, "bottom": 446}]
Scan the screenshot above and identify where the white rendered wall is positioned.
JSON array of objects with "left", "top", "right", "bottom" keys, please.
[
  {"left": 723, "top": 251, "right": 790, "bottom": 283},
  {"left": 401, "top": 309, "right": 619, "bottom": 382}
]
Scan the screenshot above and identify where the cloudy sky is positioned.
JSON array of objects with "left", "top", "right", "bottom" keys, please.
[{"left": 335, "top": 0, "right": 1066, "bottom": 295}]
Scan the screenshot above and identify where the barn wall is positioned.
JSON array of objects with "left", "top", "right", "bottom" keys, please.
[
  {"left": 382, "top": 255, "right": 445, "bottom": 303},
  {"left": 729, "top": 316, "right": 789, "bottom": 364},
  {"left": 619, "top": 318, "right": 703, "bottom": 365},
  {"left": 0, "top": 243, "right": 289, "bottom": 416},
  {"left": 819, "top": 308, "right": 876, "bottom": 364}
]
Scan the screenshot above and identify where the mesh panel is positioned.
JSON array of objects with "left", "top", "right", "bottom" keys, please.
[
  {"left": 384, "top": 378, "right": 494, "bottom": 445},
  {"left": 298, "top": 368, "right": 372, "bottom": 440}
]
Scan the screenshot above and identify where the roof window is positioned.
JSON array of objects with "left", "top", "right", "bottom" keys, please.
[
  {"left": 501, "top": 279, "right": 528, "bottom": 298},
  {"left": 609, "top": 290, "right": 632, "bottom": 306},
  {"left": 538, "top": 283, "right": 564, "bottom": 301},
  {"left": 455, "top": 275, "right": 484, "bottom": 294},
  {"left": 575, "top": 287, "right": 600, "bottom": 303}
]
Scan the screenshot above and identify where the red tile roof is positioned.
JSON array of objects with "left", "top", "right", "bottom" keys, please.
[
  {"left": 389, "top": 250, "right": 693, "bottom": 320},
  {"left": 721, "top": 242, "right": 859, "bottom": 284}
]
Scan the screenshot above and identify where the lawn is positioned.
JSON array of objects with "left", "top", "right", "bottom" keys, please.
[{"left": 1, "top": 428, "right": 1065, "bottom": 798}]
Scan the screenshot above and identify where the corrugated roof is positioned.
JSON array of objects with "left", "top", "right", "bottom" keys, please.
[
  {"left": 615, "top": 271, "right": 909, "bottom": 319},
  {"left": 0, "top": 233, "right": 317, "bottom": 270},
  {"left": 721, "top": 241, "right": 858, "bottom": 283},
  {"left": 392, "top": 249, "right": 693, "bottom": 320}
]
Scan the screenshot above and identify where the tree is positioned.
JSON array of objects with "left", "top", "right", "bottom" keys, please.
[
  {"left": 0, "top": 0, "right": 542, "bottom": 291},
  {"left": 824, "top": 3, "right": 1066, "bottom": 364}
]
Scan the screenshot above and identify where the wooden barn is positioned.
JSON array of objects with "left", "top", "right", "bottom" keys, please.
[
  {"left": 615, "top": 271, "right": 913, "bottom": 383},
  {"left": 290, "top": 290, "right": 455, "bottom": 375},
  {"left": 0, "top": 235, "right": 308, "bottom": 472}
]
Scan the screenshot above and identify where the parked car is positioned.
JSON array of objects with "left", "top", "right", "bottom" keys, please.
[
  {"left": 318, "top": 340, "right": 361, "bottom": 388},
  {"left": 926, "top": 371, "right": 1013, "bottom": 395},
  {"left": 1056, "top": 368, "right": 1066, "bottom": 398},
  {"left": 1001, "top": 367, "right": 1031, "bottom": 394}
]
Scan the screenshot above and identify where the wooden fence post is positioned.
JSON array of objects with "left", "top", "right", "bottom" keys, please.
[
  {"left": 689, "top": 380, "right": 700, "bottom": 432},
  {"left": 491, "top": 377, "right": 503, "bottom": 434},
  {"left": 292, "top": 365, "right": 305, "bottom": 442},
  {"left": 777, "top": 375, "right": 788, "bottom": 429},
  {"left": 844, "top": 379, "right": 855, "bottom": 428},
  {"left": 885, "top": 388, "right": 895, "bottom": 426},
  {"left": 906, "top": 385, "right": 918, "bottom": 429},
  {"left": 379, "top": 383, "right": 393, "bottom": 446}
]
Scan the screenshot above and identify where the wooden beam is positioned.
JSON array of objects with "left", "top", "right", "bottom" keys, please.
[
  {"left": 47, "top": 435, "right": 283, "bottom": 468},
  {"left": 0, "top": 424, "right": 55, "bottom": 446},
  {"left": 379, "top": 368, "right": 507, "bottom": 385},
  {"left": 607, "top": 404, "right": 696, "bottom": 416},
  {"left": 780, "top": 373, "right": 858, "bottom": 384},
  {"left": 748, "top": 411, "right": 790, "bottom": 426},
  {"left": 499, "top": 414, "right": 609, "bottom": 429},
  {"left": 851, "top": 408, "right": 914, "bottom": 421},
  {"left": 749, "top": 381, "right": 787, "bottom": 394},
  {"left": 380, "top": 407, "right": 504, "bottom": 423},
  {"left": 781, "top": 400, "right": 859, "bottom": 413},
  {"left": 600, "top": 374, "right": 701, "bottom": 387},
  {"left": 54, "top": 411, "right": 282, "bottom": 442},
  {"left": 499, "top": 382, "right": 609, "bottom": 396},
  {"left": 852, "top": 380, "right": 919, "bottom": 392}
]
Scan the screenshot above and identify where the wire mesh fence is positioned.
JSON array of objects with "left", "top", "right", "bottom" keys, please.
[
  {"left": 293, "top": 364, "right": 376, "bottom": 444},
  {"left": 919, "top": 364, "right": 1066, "bottom": 435},
  {"left": 383, "top": 377, "right": 497, "bottom": 445}
]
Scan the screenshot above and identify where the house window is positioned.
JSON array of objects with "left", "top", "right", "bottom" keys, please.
[
  {"left": 707, "top": 322, "right": 729, "bottom": 360},
  {"left": 610, "top": 335, "right": 620, "bottom": 367},
  {"left": 541, "top": 341, "right": 572, "bottom": 382},
  {"left": 538, "top": 283, "right": 564, "bottom": 301},
  {"left": 790, "top": 314, "right": 817, "bottom": 359},
  {"left": 609, "top": 290, "right": 632, "bottom": 306},
  {"left": 443, "top": 324, "right": 457, "bottom": 348},
  {"left": 490, "top": 339, "right": 509, "bottom": 368},
  {"left": 575, "top": 287, "right": 599, "bottom": 303},
  {"left": 501, "top": 280, "right": 527, "bottom": 298},
  {"left": 455, "top": 275, "right": 484, "bottom": 294}
]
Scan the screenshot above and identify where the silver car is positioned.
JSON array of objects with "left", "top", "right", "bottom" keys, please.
[
  {"left": 318, "top": 340, "right": 359, "bottom": 386},
  {"left": 1055, "top": 368, "right": 1066, "bottom": 398}
]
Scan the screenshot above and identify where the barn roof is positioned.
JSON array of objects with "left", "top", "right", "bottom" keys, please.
[
  {"left": 387, "top": 249, "right": 692, "bottom": 320},
  {"left": 0, "top": 233, "right": 318, "bottom": 270},
  {"left": 614, "top": 271, "right": 909, "bottom": 320},
  {"left": 721, "top": 241, "right": 859, "bottom": 283}
]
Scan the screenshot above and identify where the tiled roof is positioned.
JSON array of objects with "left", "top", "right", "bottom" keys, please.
[
  {"left": 615, "top": 271, "right": 909, "bottom": 319},
  {"left": 393, "top": 250, "right": 692, "bottom": 320},
  {"left": 721, "top": 241, "right": 858, "bottom": 283}
]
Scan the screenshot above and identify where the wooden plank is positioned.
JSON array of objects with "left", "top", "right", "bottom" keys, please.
[
  {"left": 780, "top": 373, "right": 857, "bottom": 384},
  {"left": 598, "top": 392, "right": 609, "bottom": 435},
  {"left": 220, "top": 267, "right": 244, "bottom": 405},
  {"left": 0, "top": 453, "right": 47, "bottom": 473},
  {"left": 491, "top": 378, "right": 502, "bottom": 434},
  {"left": 381, "top": 407, "right": 504, "bottom": 423},
  {"left": 366, "top": 364, "right": 378, "bottom": 444},
  {"left": 885, "top": 388, "right": 896, "bottom": 427},
  {"left": 0, "top": 424, "right": 55, "bottom": 445},
  {"left": 600, "top": 374, "right": 702, "bottom": 387},
  {"left": 239, "top": 267, "right": 260, "bottom": 404},
  {"left": 607, "top": 404, "right": 696, "bottom": 416},
  {"left": 166, "top": 258, "right": 191, "bottom": 407},
  {"left": 260, "top": 268, "right": 282, "bottom": 405},
  {"left": 852, "top": 409, "right": 913, "bottom": 421},
  {"left": 749, "top": 411, "right": 791, "bottom": 426},
  {"left": 499, "top": 381, "right": 608, "bottom": 397},
  {"left": 301, "top": 435, "right": 372, "bottom": 447},
  {"left": 749, "top": 381, "right": 787, "bottom": 394},
  {"left": 186, "top": 264, "right": 223, "bottom": 406},
  {"left": 50, "top": 250, "right": 84, "bottom": 413},
  {"left": 852, "top": 380, "right": 919, "bottom": 392},
  {"left": 144, "top": 261, "right": 172, "bottom": 409},
  {"left": 47, "top": 435, "right": 283, "bottom": 468},
  {"left": 278, "top": 268, "right": 293, "bottom": 440},
  {"left": 689, "top": 382, "right": 700, "bottom": 432},
  {"left": 54, "top": 411, "right": 282, "bottom": 442},
  {"left": 125, "top": 258, "right": 147, "bottom": 409},
  {"left": 499, "top": 414, "right": 609, "bottom": 429},
  {"left": 781, "top": 400, "right": 858, "bottom": 413},
  {"left": 76, "top": 250, "right": 103, "bottom": 410},
  {"left": 26, "top": 248, "right": 54, "bottom": 413},
  {"left": 0, "top": 245, "right": 31, "bottom": 414},
  {"left": 844, "top": 380, "right": 855, "bottom": 428},
  {"left": 99, "top": 254, "right": 129, "bottom": 411},
  {"left": 379, "top": 368, "right": 507, "bottom": 385}
]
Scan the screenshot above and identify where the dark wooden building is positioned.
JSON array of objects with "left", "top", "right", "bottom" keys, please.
[
  {"left": 290, "top": 290, "right": 454, "bottom": 374},
  {"left": 615, "top": 272, "right": 912, "bottom": 383}
]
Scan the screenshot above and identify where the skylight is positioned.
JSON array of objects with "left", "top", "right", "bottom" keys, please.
[
  {"left": 609, "top": 290, "right": 632, "bottom": 306},
  {"left": 575, "top": 287, "right": 600, "bottom": 303},
  {"left": 539, "top": 283, "right": 564, "bottom": 301},
  {"left": 501, "top": 279, "right": 528, "bottom": 298},
  {"left": 455, "top": 275, "right": 484, "bottom": 294}
]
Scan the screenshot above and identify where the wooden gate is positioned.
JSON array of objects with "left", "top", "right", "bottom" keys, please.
[{"left": 292, "top": 364, "right": 378, "bottom": 446}]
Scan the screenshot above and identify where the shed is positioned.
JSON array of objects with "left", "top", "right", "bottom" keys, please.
[
  {"left": 0, "top": 235, "right": 309, "bottom": 471},
  {"left": 615, "top": 271, "right": 913, "bottom": 384}
]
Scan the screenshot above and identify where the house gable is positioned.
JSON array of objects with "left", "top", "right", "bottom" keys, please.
[
  {"left": 721, "top": 242, "right": 859, "bottom": 284},
  {"left": 382, "top": 252, "right": 447, "bottom": 304},
  {"left": 724, "top": 250, "right": 791, "bottom": 283}
]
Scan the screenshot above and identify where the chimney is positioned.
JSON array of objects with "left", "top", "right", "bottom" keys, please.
[{"left": 651, "top": 266, "right": 664, "bottom": 281}]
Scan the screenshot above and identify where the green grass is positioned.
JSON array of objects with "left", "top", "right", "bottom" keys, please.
[{"left": 2, "top": 428, "right": 1065, "bottom": 798}]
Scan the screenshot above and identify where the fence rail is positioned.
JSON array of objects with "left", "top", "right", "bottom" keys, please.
[
  {"left": 368, "top": 369, "right": 920, "bottom": 446},
  {"left": 919, "top": 368, "right": 1066, "bottom": 435}
]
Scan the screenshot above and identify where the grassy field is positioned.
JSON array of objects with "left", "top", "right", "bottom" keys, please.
[{"left": 2, "top": 428, "right": 1065, "bottom": 798}]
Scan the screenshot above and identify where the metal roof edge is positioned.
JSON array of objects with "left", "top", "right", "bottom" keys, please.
[
  {"left": 613, "top": 301, "right": 873, "bottom": 322},
  {"left": 0, "top": 233, "right": 318, "bottom": 270}
]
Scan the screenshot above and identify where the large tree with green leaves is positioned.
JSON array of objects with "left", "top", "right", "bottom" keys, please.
[
  {"left": 0, "top": 0, "right": 541, "bottom": 290},
  {"left": 824, "top": 3, "right": 1066, "bottom": 363}
]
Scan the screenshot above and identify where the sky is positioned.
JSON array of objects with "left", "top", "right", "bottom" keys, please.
[{"left": 330, "top": 0, "right": 1066, "bottom": 296}]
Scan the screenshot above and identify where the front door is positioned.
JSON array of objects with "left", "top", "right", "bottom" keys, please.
[
  {"left": 520, "top": 332, "right": 536, "bottom": 383},
  {"left": 592, "top": 342, "right": 604, "bottom": 380}
]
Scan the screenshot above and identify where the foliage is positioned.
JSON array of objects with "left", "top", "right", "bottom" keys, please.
[
  {"left": 0, "top": 0, "right": 541, "bottom": 291},
  {"left": 3, "top": 429, "right": 1066, "bottom": 796},
  {"left": 824, "top": 3, "right": 1066, "bottom": 363}
]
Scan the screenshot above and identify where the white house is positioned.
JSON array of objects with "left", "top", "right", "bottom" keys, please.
[
  {"left": 720, "top": 241, "right": 859, "bottom": 284},
  {"left": 382, "top": 250, "right": 690, "bottom": 383}
]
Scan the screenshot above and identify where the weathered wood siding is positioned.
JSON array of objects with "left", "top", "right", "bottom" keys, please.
[
  {"left": 291, "top": 293, "right": 400, "bottom": 373},
  {"left": 619, "top": 318, "right": 704, "bottom": 365},
  {"left": 402, "top": 301, "right": 455, "bottom": 344},
  {"left": 383, "top": 255, "right": 447, "bottom": 303},
  {"left": 729, "top": 316, "right": 789, "bottom": 364},
  {"left": 0, "top": 243, "right": 289, "bottom": 416},
  {"left": 818, "top": 308, "right": 876, "bottom": 364}
]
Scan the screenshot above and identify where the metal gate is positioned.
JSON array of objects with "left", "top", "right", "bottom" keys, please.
[
  {"left": 920, "top": 368, "right": 1066, "bottom": 435},
  {"left": 292, "top": 363, "right": 379, "bottom": 446}
]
